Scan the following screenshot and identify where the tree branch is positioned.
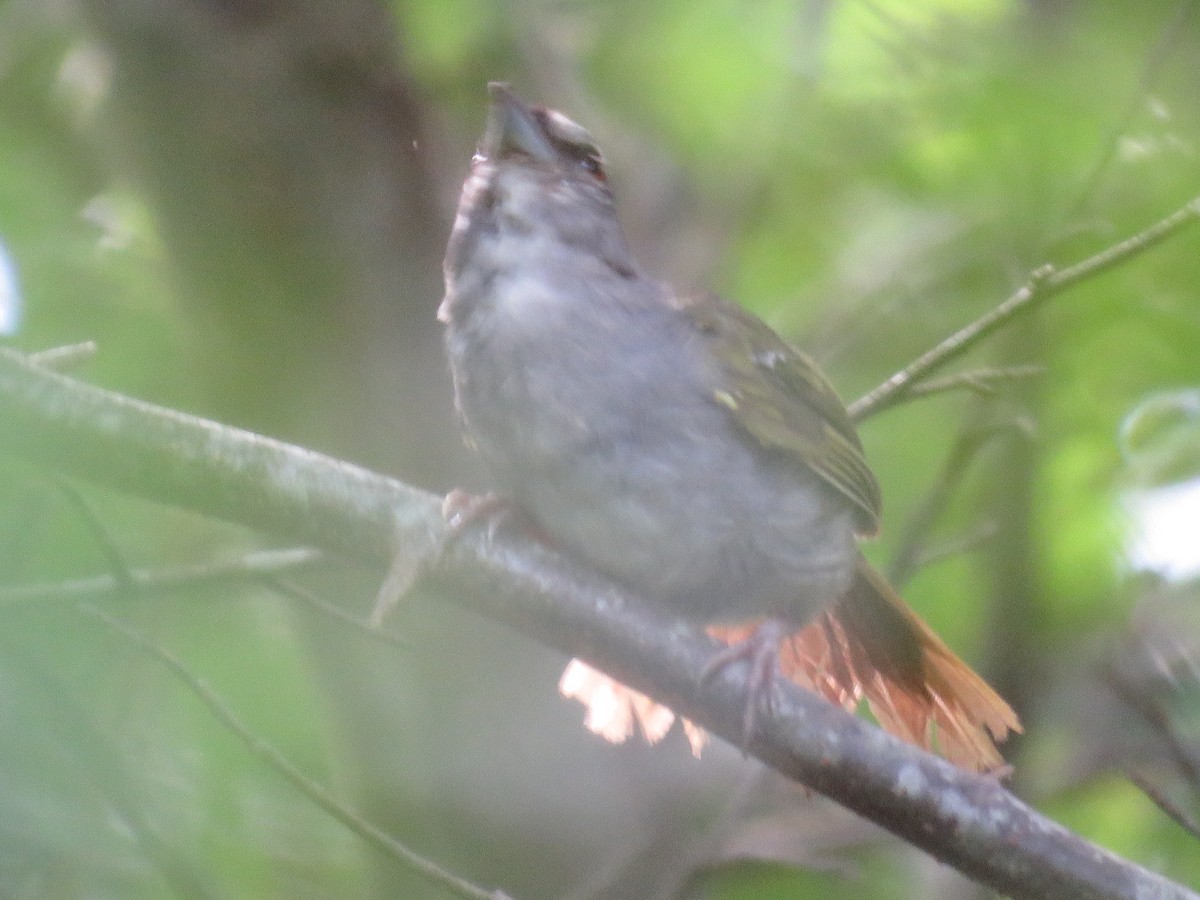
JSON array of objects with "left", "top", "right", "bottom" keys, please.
[
  {"left": 1126, "top": 770, "right": 1200, "bottom": 842},
  {"left": 79, "top": 603, "right": 513, "bottom": 900},
  {"left": 0, "top": 347, "right": 1196, "bottom": 899},
  {"left": 0, "top": 547, "right": 325, "bottom": 605},
  {"left": 849, "top": 195, "right": 1200, "bottom": 421},
  {"left": 902, "top": 364, "right": 1044, "bottom": 402}
]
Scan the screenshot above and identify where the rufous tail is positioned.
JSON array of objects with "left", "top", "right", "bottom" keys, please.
[
  {"left": 753, "top": 556, "right": 1021, "bottom": 771},
  {"left": 561, "top": 556, "right": 1020, "bottom": 772}
]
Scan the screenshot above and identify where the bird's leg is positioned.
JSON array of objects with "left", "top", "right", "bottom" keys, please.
[
  {"left": 701, "top": 618, "right": 792, "bottom": 751},
  {"left": 441, "top": 489, "right": 511, "bottom": 537},
  {"left": 370, "top": 490, "right": 513, "bottom": 627}
]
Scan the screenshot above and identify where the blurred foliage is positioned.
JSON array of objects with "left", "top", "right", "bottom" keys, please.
[{"left": 2, "top": 0, "right": 1200, "bottom": 898}]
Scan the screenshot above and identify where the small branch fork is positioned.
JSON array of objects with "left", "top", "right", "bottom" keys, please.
[
  {"left": 848, "top": 195, "right": 1200, "bottom": 422},
  {"left": 1, "top": 195, "right": 1199, "bottom": 898}
]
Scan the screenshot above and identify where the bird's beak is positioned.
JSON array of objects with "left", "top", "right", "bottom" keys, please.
[{"left": 483, "top": 82, "right": 556, "bottom": 163}]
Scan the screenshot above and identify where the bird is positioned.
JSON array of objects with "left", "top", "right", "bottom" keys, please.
[{"left": 438, "top": 83, "right": 1019, "bottom": 771}]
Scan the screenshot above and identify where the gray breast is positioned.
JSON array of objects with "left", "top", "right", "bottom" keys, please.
[{"left": 444, "top": 170, "right": 857, "bottom": 627}]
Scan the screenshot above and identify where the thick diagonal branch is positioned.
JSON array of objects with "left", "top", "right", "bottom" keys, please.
[{"left": 0, "top": 347, "right": 1195, "bottom": 900}]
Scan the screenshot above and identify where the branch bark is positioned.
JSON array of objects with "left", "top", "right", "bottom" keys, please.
[{"left": 0, "top": 346, "right": 1196, "bottom": 900}]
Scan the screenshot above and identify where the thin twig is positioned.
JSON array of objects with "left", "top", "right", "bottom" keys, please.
[
  {"left": 1126, "top": 769, "right": 1200, "bottom": 842},
  {"left": 904, "top": 365, "right": 1044, "bottom": 402},
  {"left": 1062, "top": 0, "right": 1196, "bottom": 224},
  {"left": 52, "top": 478, "right": 138, "bottom": 592},
  {"left": 0, "top": 547, "right": 325, "bottom": 605},
  {"left": 266, "top": 578, "right": 414, "bottom": 651},
  {"left": 0, "top": 550, "right": 412, "bottom": 650},
  {"left": 26, "top": 340, "right": 99, "bottom": 370},
  {"left": 912, "top": 523, "right": 1000, "bottom": 572},
  {"left": 0, "top": 635, "right": 221, "bottom": 899},
  {"left": 0, "top": 543, "right": 415, "bottom": 650},
  {"left": 1103, "top": 660, "right": 1200, "bottom": 793},
  {"left": 887, "top": 417, "right": 1028, "bottom": 587},
  {"left": 46, "top": 494, "right": 434, "bottom": 887},
  {"left": 79, "top": 603, "right": 514, "bottom": 900},
  {"left": 849, "top": 195, "right": 1200, "bottom": 421}
]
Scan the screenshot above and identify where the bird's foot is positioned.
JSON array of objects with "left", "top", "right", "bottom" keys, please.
[
  {"left": 370, "top": 490, "right": 512, "bottom": 627},
  {"left": 441, "top": 489, "right": 511, "bottom": 539},
  {"left": 701, "top": 618, "right": 791, "bottom": 752}
]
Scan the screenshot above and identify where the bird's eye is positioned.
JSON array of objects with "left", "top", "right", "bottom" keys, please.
[
  {"left": 534, "top": 108, "right": 608, "bottom": 182},
  {"left": 579, "top": 154, "right": 607, "bottom": 182}
]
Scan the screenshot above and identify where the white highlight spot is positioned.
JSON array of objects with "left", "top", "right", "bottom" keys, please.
[
  {"left": 0, "top": 241, "right": 21, "bottom": 335},
  {"left": 1125, "top": 478, "right": 1200, "bottom": 581}
]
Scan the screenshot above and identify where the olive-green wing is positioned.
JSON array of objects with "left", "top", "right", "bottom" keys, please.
[{"left": 681, "top": 294, "right": 881, "bottom": 535}]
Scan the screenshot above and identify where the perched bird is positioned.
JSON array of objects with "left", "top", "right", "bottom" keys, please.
[{"left": 439, "top": 83, "right": 1019, "bottom": 771}]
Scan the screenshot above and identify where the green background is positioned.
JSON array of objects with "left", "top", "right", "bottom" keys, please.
[{"left": 1, "top": 0, "right": 1199, "bottom": 897}]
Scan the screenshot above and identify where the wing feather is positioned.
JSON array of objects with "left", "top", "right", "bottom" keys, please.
[{"left": 681, "top": 294, "right": 881, "bottom": 534}]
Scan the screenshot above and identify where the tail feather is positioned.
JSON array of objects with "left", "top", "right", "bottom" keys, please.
[
  {"left": 783, "top": 557, "right": 1020, "bottom": 771},
  {"left": 560, "top": 556, "right": 1021, "bottom": 773}
]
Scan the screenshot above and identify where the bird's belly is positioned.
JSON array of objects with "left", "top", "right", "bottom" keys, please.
[
  {"left": 464, "top": 366, "right": 857, "bottom": 623},
  {"left": 533, "top": 442, "right": 857, "bottom": 623}
]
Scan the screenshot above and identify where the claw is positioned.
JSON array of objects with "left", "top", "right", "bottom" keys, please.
[
  {"left": 441, "top": 489, "right": 513, "bottom": 542},
  {"left": 701, "top": 619, "right": 791, "bottom": 752}
]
